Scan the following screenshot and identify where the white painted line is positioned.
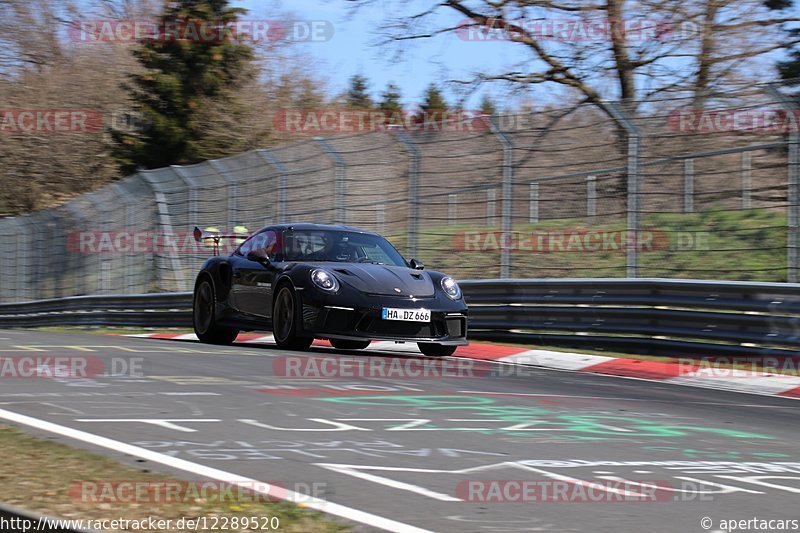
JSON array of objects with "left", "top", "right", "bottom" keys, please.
[
  {"left": 319, "top": 463, "right": 461, "bottom": 502},
  {"left": 174, "top": 333, "right": 199, "bottom": 341},
  {"left": 0, "top": 408, "right": 434, "bottom": 533},
  {"left": 74, "top": 419, "right": 222, "bottom": 433}
]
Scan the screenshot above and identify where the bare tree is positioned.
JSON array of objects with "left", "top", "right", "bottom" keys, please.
[
  {"left": 349, "top": 0, "right": 799, "bottom": 116},
  {"left": 0, "top": 0, "right": 329, "bottom": 215}
]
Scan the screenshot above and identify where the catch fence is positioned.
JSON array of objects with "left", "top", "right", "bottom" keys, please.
[{"left": 0, "top": 82, "right": 797, "bottom": 302}]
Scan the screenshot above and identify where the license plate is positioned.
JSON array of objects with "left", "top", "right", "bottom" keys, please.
[{"left": 382, "top": 308, "right": 430, "bottom": 322}]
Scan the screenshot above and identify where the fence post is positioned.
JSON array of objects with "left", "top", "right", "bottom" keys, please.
[
  {"left": 0, "top": 220, "right": 16, "bottom": 301},
  {"left": 64, "top": 203, "right": 89, "bottom": 297},
  {"left": 171, "top": 166, "right": 198, "bottom": 233},
  {"left": 170, "top": 166, "right": 204, "bottom": 292},
  {"left": 14, "top": 214, "right": 36, "bottom": 301},
  {"left": 529, "top": 183, "right": 539, "bottom": 224},
  {"left": 376, "top": 203, "right": 386, "bottom": 234},
  {"left": 488, "top": 117, "right": 514, "bottom": 278},
  {"left": 111, "top": 182, "right": 137, "bottom": 294},
  {"left": 256, "top": 150, "right": 288, "bottom": 222},
  {"left": 486, "top": 189, "right": 496, "bottom": 226},
  {"left": 2, "top": 219, "right": 21, "bottom": 300},
  {"left": 586, "top": 175, "right": 597, "bottom": 222},
  {"left": 769, "top": 85, "right": 799, "bottom": 283},
  {"left": 85, "top": 192, "right": 115, "bottom": 294},
  {"left": 391, "top": 129, "right": 420, "bottom": 259},
  {"left": 315, "top": 138, "right": 347, "bottom": 225},
  {"left": 741, "top": 151, "right": 752, "bottom": 210},
  {"left": 207, "top": 160, "right": 239, "bottom": 229},
  {"left": 138, "top": 171, "right": 186, "bottom": 292},
  {"left": 683, "top": 159, "right": 694, "bottom": 213},
  {"left": 607, "top": 102, "right": 641, "bottom": 278},
  {"left": 30, "top": 211, "right": 58, "bottom": 300}
]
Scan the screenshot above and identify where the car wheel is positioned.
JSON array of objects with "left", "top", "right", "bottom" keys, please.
[
  {"left": 273, "top": 285, "right": 313, "bottom": 351},
  {"left": 193, "top": 279, "right": 239, "bottom": 345},
  {"left": 330, "top": 339, "right": 371, "bottom": 350},
  {"left": 417, "top": 342, "right": 457, "bottom": 357}
]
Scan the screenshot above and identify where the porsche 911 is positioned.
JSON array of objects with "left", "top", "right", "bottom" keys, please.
[{"left": 192, "top": 223, "right": 468, "bottom": 356}]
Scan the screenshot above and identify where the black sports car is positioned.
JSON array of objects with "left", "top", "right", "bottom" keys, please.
[{"left": 191, "top": 223, "right": 468, "bottom": 357}]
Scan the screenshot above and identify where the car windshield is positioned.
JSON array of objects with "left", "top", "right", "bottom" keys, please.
[{"left": 282, "top": 229, "right": 407, "bottom": 266}]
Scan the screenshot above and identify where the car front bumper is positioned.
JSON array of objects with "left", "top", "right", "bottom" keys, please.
[{"left": 301, "top": 302, "right": 468, "bottom": 345}]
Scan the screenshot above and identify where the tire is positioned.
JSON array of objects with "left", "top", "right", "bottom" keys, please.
[
  {"left": 330, "top": 339, "right": 371, "bottom": 350},
  {"left": 273, "top": 285, "right": 313, "bottom": 351},
  {"left": 417, "top": 342, "right": 457, "bottom": 357},
  {"left": 193, "top": 278, "right": 239, "bottom": 345}
]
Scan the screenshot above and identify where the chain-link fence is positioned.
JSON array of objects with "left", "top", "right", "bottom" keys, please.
[{"left": 1, "top": 82, "right": 798, "bottom": 302}]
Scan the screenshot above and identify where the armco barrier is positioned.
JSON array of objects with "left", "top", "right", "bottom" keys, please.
[
  {"left": 0, "top": 292, "right": 193, "bottom": 328},
  {"left": 462, "top": 279, "right": 800, "bottom": 358},
  {"left": 0, "top": 279, "right": 799, "bottom": 358}
]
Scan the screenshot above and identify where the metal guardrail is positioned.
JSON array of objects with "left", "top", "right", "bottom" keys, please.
[
  {"left": 0, "top": 292, "right": 193, "bottom": 328},
  {"left": 1, "top": 279, "right": 799, "bottom": 358},
  {"left": 462, "top": 279, "right": 800, "bottom": 358}
]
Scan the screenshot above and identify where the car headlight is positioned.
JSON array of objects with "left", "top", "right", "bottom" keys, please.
[
  {"left": 440, "top": 276, "right": 461, "bottom": 300},
  {"left": 311, "top": 269, "right": 339, "bottom": 292}
]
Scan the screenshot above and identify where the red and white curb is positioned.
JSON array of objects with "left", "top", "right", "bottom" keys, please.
[{"left": 125, "top": 333, "right": 800, "bottom": 400}]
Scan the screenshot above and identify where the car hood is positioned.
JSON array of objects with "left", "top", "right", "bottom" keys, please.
[{"left": 328, "top": 263, "right": 435, "bottom": 297}]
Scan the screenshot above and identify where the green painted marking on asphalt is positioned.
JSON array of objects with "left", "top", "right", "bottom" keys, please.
[{"left": 315, "top": 395, "right": 772, "bottom": 440}]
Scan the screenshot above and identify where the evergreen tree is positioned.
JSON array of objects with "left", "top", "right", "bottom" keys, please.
[
  {"left": 774, "top": 0, "right": 798, "bottom": 85},
  {"left": 112, "top": 0, "right": 254, "bottom": 172},
  {"left": 346, "top": 74, "right": 373, "bottom": 109},
  {"left": 779, "top": 41, "right": 800, "bottom": 82},
  {"left": 378, "top": 82, "right": 403, "bottom": 113},
  {"left": 415, "top": 84, "right": 449, "bottom": 131},
  {"left": 378, "top": 82, "right": 403, "bottom": 125},
  {"left": 420, "top": 84, "right": 448, "bottom": 114},
  {"left": 479, "top": 94, "right": 497, "bottom": 115},
  {"left": 296, "top": 78, "right": 326, "bottom": 109}
]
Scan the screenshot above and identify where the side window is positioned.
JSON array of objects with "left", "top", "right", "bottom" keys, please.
[
  {"left": 237, "top": 234, "right": 257, "bottom": 256},
  {"left": 242, "top": 231, "right": 278, "bottom": 261}
]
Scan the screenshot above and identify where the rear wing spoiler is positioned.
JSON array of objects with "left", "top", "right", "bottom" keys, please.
[{"left": 193, "top": 226, "right": 245, "bottom": 255}]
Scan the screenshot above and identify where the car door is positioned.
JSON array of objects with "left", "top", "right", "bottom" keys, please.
[{"left": 231, "top": 230, "right": 278, "bottom": 318}]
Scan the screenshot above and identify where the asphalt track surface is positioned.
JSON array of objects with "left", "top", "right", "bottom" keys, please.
[{"left": 1, "top": 330, "right": 799, "bottom": 533}]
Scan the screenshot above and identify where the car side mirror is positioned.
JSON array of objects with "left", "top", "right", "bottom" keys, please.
[
  {"left": 247, "top": 251, "right": 270, "bottom": 265},
  {"left": 409, "top": 258, "right": 425, "bottom": 270}
]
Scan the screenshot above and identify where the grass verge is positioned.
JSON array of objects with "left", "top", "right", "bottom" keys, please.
[{"left": 0, "top": 425, "right": 346, "bottom": 532}]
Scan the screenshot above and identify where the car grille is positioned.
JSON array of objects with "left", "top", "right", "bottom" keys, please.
[
  {"left": 302, "top": 304, "right": 320, "bottom": 327},
  {"left": 357, "top": 315, "right": 435, "bottom": 337},
  {"left": 446, "top": 317, "right": 465, "bottom": 338}
]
